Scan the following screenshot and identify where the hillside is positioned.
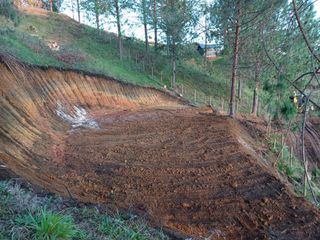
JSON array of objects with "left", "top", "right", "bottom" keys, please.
[
  {"left": 1, "top": 4, "right": 320, "bottom": 240},
  {"left": 0, "top": 7, "right": 233, "bottom": 108},
  {"left": 1, "top": 53, "right": 320, "bottom": 239}
]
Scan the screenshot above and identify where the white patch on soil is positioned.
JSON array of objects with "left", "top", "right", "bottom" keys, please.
[{"left": 56, "top": 103, "right": 99, "bottom": 129}]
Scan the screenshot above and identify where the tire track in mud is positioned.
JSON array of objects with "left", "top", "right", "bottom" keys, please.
[
  {"left": 1, "top": 58, "right": 320, "bottom": 239},
  {"left": 57, "top": 109, "right": 320, "bottom": 239}
]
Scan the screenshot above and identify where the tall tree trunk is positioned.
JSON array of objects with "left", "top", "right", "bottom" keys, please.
[
  {"left": 143, "top": 0, "right": 149, "bottom": 53},
  {"left": 236, "top": 77, "right": 241, "bottom": 112},
  {"left": 172, "top": 57, "right": 176, "bottom": 89},
  {"left": 252, "top": 82, "right": 259, "bottom": 116},
  {"left": 252, "top": 59, "right": 261, "bottom": 116},
  {"left": 302, "top": 100, "right": 308, "bottom": 197},
  {"left": 229, "top": 0, "right": 241, "bottom": 118},
  {"left": 50, "top": 0, "right": 53, "bottom": 12},
  {"left": 95, "top": 0, "right": 100, "bottom": 30},
  {"left": 76, "top": 0, "right": 81, "bottom": 23},
  {"left": 115, "top": 0, "right": 123, "bottom": 60},
  {"left": 223, "top": 28, "right": 227, "bottom": 52},
  {"left": 166, "top": 34, "right": 170, "bottom": 56},
  {"left": 153, "top": 0, "right": 158, "bottom": 51},
  {"left": 172, "top": 42, "right": 176, "bottom": 89},
  {"left": 204, "top": 15, "right": 208, "bottom": 66}
]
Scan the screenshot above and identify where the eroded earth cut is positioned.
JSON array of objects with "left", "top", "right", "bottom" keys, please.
[{"left": 1, "top": 56, "right": 320, "bottom": 239}]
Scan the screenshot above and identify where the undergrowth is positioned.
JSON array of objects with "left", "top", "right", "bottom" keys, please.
[
  {"left": 270, "top": 133, "right": 320, "bottom": 208},
  {"left": 0, "top": 180, "right": 169, "bottom": 240}
]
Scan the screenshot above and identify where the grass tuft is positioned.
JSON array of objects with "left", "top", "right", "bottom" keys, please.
[{"left": 16, "top": 208, "right": 78, "bottom": 240}]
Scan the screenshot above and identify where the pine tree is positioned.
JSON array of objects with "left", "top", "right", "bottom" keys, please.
[
  {"left": 134, "top": 0, "right": 152, "bottom": 53},
  {"left": 158, "top": 0, "right": 198, "bottom": 89},
  {"left": 109, "top": 0, "right": 134, "bottom": 60},
  {"left": 81, "top": 0, "right": 109, "bottom": 30}
]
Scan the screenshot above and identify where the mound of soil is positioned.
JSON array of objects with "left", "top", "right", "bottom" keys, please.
[{"left": 1, "top": 57, "right": 320, "bottom": 239}]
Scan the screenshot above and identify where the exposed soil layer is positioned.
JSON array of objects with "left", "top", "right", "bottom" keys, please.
[{"left": 1, "top": 58, "right": 320, "bottom": 239}]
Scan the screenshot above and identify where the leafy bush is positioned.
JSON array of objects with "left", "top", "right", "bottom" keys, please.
[{"left": 17, "top": 208, "right": 78, "bottom": 240}]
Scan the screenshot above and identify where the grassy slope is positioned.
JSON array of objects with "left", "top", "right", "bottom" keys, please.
[{"left": 0, "top": 10, "right": 235, "bottom": 108}]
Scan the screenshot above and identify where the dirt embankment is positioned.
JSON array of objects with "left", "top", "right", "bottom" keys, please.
[{"left": 1, "top": 57, "right": 320, "bottom": 239}]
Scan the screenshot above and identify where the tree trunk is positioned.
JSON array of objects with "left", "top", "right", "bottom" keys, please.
[
  {"left": 76, "top": 0, "right": 81, "bottom": 23},
  {"left": 252, "top": 83, "right": 259, "bottom": 116},
  {"left": 115, "top": 0, "right": 123, "bottom": 60},
  {"left": 223, "top": 28, "right": 227, "bottom": 52},
  {"left": 153, "top": 0, "right": 158, "bottom": 51},
  {"left": 166, "top": 34, "right": 170, "bottom": 56},
  {"left": 143, "top": 0, "right": 149, "bottom": 52},
  {"left": 204, "top": 16, "right": 208, "bottom": 65},
  {"left": 95, "top": 0, "right": 100, "bottom": 30},
  {"left": 235, "top": 77, "right": 241, "bottom": 112},
  {"left": 172, "top": 58, "right": 176, "bottom": 89},
  {"left": 50, "top": 0, "right": 53, "bottom": 12},
  {"left": 172, "top": 42, "right": 176, "bottom": 89},
  {"left": 301, "top": 95, "right": 318, "bottom": 204},
  {"left": 252, "top": 59, "right": 261, "bottom": 116},
  {"left": 301, "top": 97, "right": 309, "bottom": 194},
  {"left": 237, "top": 77, "right": 241, "bottom": 101},
  {"left": 229, "top": 0, "right": 241, "bottom": 118}
]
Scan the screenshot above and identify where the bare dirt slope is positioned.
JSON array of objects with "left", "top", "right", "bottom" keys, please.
[{"left": 1, "top": 56, "right": 320, "bottom": 239}]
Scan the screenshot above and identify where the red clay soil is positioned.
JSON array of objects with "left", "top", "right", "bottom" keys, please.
[{"left": 1, "top": 58, "right": 320, "bottom": 239}]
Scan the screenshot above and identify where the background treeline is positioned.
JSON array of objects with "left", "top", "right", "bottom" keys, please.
[
  {"left": 54, "top": 0, "right": 320, "bottom": 120},
  {"left": 1, "top": 0, "right": 320, "bottom": 121}
]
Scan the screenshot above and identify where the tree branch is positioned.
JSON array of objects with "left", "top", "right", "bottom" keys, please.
[
  {"left": 261, "top": 30, "right": 320, "bottom": 109},
  {"left": 292, "top": 0, "right": 320, "bottom": 63}
]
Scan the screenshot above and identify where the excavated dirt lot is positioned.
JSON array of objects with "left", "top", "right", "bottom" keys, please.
[{"left": 1, "top": 57, "right": 320, "bottom": 239}]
